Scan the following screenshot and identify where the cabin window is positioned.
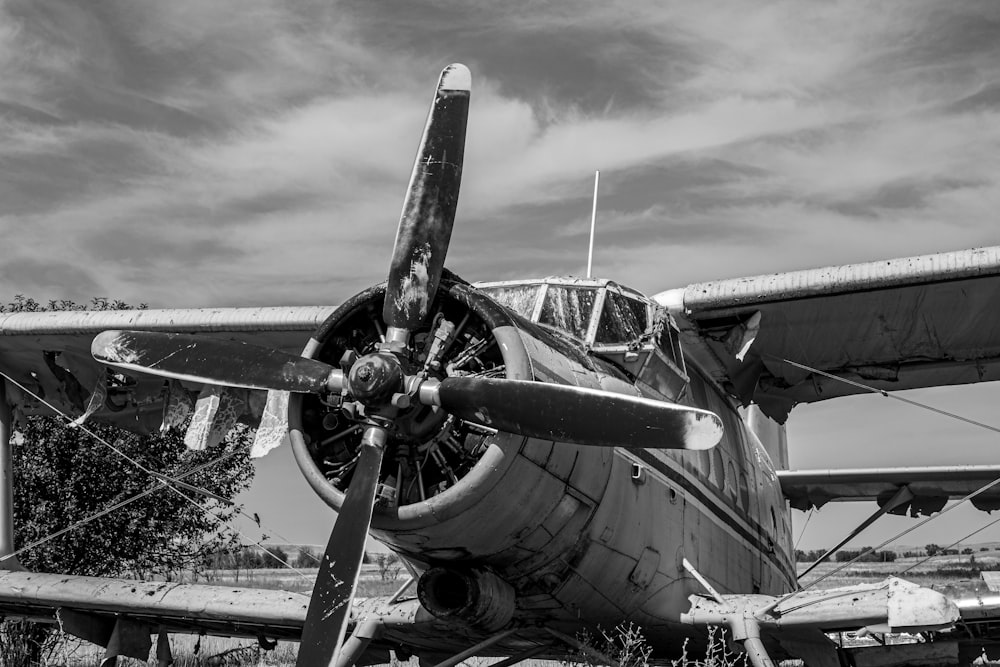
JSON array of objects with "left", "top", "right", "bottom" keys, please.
[
  {"left": 726, "top": 461, "right": 737, "bottom": 499},
  {"left": 538, "top": 286, "right": 597, "bottom": 340},
  {"left": 712, "top": 449, "right": 725, "bottom": 489},
  {"left": 480, "top": 284, "right": 541, "bottom": 320},
  {"left": 739, "top": 473, "right": 750, "bottom": 511},
  {"left": 698, "top": 450, "right": 711, "bottom": 477},
  {"left": 595, "top": 292, "right": 649, "bottom": 345}
]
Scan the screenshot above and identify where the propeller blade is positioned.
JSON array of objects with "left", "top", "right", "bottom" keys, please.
[
  {"left": 91, "top": 330, "right": 343, "bottom": 394},
  {"left": 383, "top": 63, "right": 471, "bottom": 332},
  {"left": 432, "top": 377, "right": 724, "bottom": 450},
  {"left": 297, "top": 425, "right": 387, "bottom": 667}
]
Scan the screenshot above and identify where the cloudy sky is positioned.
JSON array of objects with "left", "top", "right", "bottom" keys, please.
[{"left": 3, "top": 1, "right": 1000, "bottom": 551}]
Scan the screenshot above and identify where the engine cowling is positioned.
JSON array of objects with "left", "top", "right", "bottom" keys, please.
[
  {"left": 289, "top": 279, "right": 533, "bottom": 533},
  {"left": 289, "top": 278, "right": 618, "bottom": 611}
]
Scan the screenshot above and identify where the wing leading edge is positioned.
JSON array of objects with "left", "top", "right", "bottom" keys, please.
[{"left": 656, "top": 246, "right": 1000, "bottom": 422}]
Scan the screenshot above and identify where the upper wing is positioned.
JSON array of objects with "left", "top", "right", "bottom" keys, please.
[
  {"left": 0, "top": 306, "right": 332, "bottom": 439},
  {"left": 655, "top": 246, "right": 1000, "bottom": 422},
  {"left": 777, "top": 464, "right": 1000, "bottom": 514}
]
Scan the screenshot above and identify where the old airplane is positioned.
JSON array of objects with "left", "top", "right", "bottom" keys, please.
[{"left": 0, "top": 63, "right": 999, "bottom": 667}]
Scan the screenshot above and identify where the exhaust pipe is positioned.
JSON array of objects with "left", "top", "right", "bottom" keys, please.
[{"left": 417, "top": 567, "right": 515, "bottom": 631}]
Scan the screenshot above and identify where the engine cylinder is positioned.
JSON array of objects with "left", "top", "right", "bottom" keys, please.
[{"left": 417, "top": 567, "right": 516, "bottom": 631}]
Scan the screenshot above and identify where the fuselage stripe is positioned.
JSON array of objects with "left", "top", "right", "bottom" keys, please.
[{"left": 630, "top": 449, "right": 795, "bottom": 582}]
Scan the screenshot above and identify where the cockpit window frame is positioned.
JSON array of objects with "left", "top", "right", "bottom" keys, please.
[
  {"left": 477, "top": 277, "right": 689, "bottom": 401},
  {"left": 592, "top": 286, "right": 653, "bottom": 350},
  {"left": 475, "top": 277, "right": 654, "bottom": 349}
]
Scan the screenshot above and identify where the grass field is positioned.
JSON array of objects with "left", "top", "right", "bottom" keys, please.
[{"left": 797, "top": 551, "right": 1000, "bottom": 597}]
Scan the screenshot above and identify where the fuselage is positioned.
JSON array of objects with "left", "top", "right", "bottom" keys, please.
[{"left": 289, "top": 276, "right": 796, "bottom": 656}]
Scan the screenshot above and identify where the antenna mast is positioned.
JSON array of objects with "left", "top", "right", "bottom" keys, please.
[{"left": 586, "top": 170, "right": 600, "bottom": 278}]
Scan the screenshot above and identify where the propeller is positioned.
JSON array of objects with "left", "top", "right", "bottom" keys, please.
[
  {"left": 90, "top": 63, "right": 724, "bottom": 666},
  {"left": 295, "top": 425, "right": 387, "bottom": 665},
  {"left": 426, "top": 377, "right": 723, "bottom": 450},
  {"left": 384, "top": 62, "right": 469, "bottom": 335},
  {"left": 91, "top": 329, "right": 723, "bottom": 451},
  {"left": 91, "top": 330, "right": 344, "bottom": 394}
]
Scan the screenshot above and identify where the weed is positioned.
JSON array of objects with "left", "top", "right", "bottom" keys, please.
[{"left": 568, "top": 623, "right": 744, "bottom": 667}]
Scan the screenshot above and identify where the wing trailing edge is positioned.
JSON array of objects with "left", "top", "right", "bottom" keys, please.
[{"left": 777, "top": 464, "right": 1000, "bottom": 513}]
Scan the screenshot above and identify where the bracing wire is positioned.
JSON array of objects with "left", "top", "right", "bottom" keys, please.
[
  {"left": 897, "top": 514, "right": 1000, "bottom": 576},
  {"left": 0, "top": 371, "right": 312, "bottom": 578},
  {"left": 0, "top": 451, "right": 235, "bottom": 565},
  {"left": 770, "top": 355, "right": 1000, "bottom": 435},
  {"left": 793, "top": 508, "right": 814, "bottom": 551},
  {"left": 769, "top": 354, "right": 1000, "bottom": 606}
]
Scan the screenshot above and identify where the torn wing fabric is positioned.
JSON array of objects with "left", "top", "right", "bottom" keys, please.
[
  {"left": 160, "top": 380, "right": 194, "bottom": 433},
  {"left": 183, "top": 386, "right": 245, "bottom": 451},
  {"left": 250, "top": 390, "right": 289, "bottom": 458},
  {"left": 657, "top": 245, "right": 1000, "bottom": 422},
  {"left": 68, "top": 377, "right": 107, "bottom": 428},
  {"left": 0, "top": 305, "right": 331, "bottom": 434}
]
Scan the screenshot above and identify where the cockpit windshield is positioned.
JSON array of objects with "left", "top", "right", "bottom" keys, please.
[
  {"left": 538, "top": 286, "right": 597, "bottom": 340},
  {"left": 479, "top": 284, "right": 541, "bottom": 320},
  {"left": 477, "top": 277, "right": 688, "bottom": 400},
  {"left": 595, "top": 291, "right": 649, "bottom": 344},
  {"left": 478, "top": 280, "right": 646, "bottom": 345}
]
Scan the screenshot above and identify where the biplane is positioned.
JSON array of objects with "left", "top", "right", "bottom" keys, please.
[{"left": 0, "top": 64, "right": 999, "bottom": 667}]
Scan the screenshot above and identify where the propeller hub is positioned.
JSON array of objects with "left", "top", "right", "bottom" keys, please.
[{"left": 348, "top": 352, "right": 404, "bottom": 405}]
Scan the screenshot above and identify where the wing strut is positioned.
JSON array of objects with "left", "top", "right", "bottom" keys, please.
[
  {"left": 0, "top": 382, "right": 21, "bottom": 570},
  {"left": 681, "top": 559, "right": 776, "bottom": 667},
  {"left": 425, "top": 628, "right": 520, "bottom": 667},
  {"left": 798, "top": 485, "right": 914, "bottom": 579}
]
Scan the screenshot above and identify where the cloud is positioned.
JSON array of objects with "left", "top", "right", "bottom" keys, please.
[
  {"left": 0, "top": 257, "right": 103, "bottom": 304},
  {"left": 0, "top": 0, "right": 997, "bottom": 311}
]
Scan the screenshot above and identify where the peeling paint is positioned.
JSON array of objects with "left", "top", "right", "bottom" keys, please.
[
  {"left": 93, "top": 331, "right": 143, "bottom": 366},
  {"left": 393, "top": 242, "right": 433, "bottom": 320}
]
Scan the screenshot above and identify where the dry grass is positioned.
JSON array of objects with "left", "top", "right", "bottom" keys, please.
[{"left": 53, "top": 635, "right": 299, "bottom": 666}]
